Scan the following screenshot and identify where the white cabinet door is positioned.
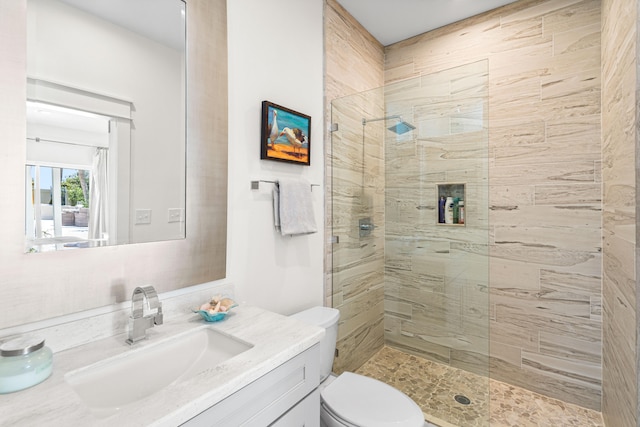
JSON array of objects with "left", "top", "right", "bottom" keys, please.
[
  {"left": 181, "top": 344, "right": 320, "bottom": 427},
  {"left": 270, "top": 388, "right": 320, "bottom": 427}
]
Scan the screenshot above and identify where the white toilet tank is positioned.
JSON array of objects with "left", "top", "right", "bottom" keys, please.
[{"left": 291, "top": 306, "right": 340, "bottom": 381}]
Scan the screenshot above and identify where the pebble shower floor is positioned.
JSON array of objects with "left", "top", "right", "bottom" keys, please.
[{"left": 354, "top": 346, "right": 603, "bottom": 427}]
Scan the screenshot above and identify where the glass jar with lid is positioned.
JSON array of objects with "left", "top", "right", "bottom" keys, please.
[{"left": 0, "top": 336, "right": 53, "bottom": 393}]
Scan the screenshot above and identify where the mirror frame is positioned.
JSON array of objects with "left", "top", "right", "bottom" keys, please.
[{"left": 0, "top": 0, "right": 227, "bottom": 329}]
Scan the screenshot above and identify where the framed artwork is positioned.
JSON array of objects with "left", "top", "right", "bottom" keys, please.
[{"left": 261, "top": 101, "right": 311, "bottom": 165}]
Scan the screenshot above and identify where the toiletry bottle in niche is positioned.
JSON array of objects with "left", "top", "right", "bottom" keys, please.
[
  {"left": 459, "top": 200, "right": 465, "bottom": 224},
  {"left": 453, "top": 198, "right": 460, "bottom": 224},
  {"left": 438, "top": 196, "right": 445, "bottom": 223},
  {"left": 445, "top": 197, "right": 454, "bottom": 224}
]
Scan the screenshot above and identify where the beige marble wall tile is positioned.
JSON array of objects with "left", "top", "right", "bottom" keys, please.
[
  {"left": 492, "top": 288, "right": 591, "bottom": 319},
  {"left": 501, "top": 0, "right": 584, "bottom": 24},
  {"left": 540, "top": 331, "right": 601, "bottom": 364},
  {"left": 497, "top": 303, "right": 601, "bottom": 344},
  {"left": 540, "top": 268, "right": 601, "bottom": 295},
  {"left": 385, "top": 327, "right": 452, "bottom": 365},
  {"left": 324, "top": 0, "right": 386, "bottom": 374},
  {"left": 491, "top": 204, "right": 602, "bottom": 228},
  {"left": 494, "top": 122, "right": 601, "bottom": 167},
  {"left": 489, "top": 184, "right": 536, "bottom": 206},
  {"left": 490, "top": 314, "right": 540, "bottom": 352},
  {"left": 542, "top": 0, "right": 602, "bottom": 34},
  {"left": 490, "top": 355, "right": 602, "bottom": 414},
  {"left": 521, "top": 350, "right": 601, "bottom": 392},
  {"left": 490, "top": 340, "right": 523, "bottom": 367},
  {"left": 491, "top": 242, "right": 601, "bottom": 272},
  {"left": 490, "top": 258, "right": 542, "bottom": 290},
  {"left": 491, "top": 161, "right": 596, "bottom": 185},
  {"left": 493, "top": 225, "right": 601, "bottom": 252},
  {"left": 534, "top": 184, "right": 602, "bottom": 205},
  {"left": 554, "top": 22, "right": 601, "bottom": 54},
  {"left": 602, "top": 278, "right": 636, "bottom": 425}
]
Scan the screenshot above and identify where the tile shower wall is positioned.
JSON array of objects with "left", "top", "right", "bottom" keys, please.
[
  {"left": 384, "top": 0, "right": 603, "bottom": 410},
  {"left": 323, "top": 0, "right": 386, "bottom": 373},
  {"left": 601, "top": 0, "right": 638, "bottom": 425}
]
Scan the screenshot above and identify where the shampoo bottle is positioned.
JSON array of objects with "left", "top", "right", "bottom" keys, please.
[
  {"left": 453, "top": 198, "right": 460, "bottom": 223},
  {"left": 438, "top": 196, "right": 445, "bottom": 223},
  {"left": 445, "top": 197, "right": 454, "bottom": 224}
]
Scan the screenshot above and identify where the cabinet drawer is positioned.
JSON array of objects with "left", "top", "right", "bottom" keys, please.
[{"left": 182, "top": 343, "right": 320, "bottom": 427}]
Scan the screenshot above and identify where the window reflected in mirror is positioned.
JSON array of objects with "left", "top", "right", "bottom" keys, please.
[{"left": 26, "top": 165, "right": 95, "bottom": 252}]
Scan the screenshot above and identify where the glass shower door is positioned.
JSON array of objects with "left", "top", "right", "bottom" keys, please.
[
  {"left": 383, "top": 61, "right": 490, "bottom": 426},
  {"left": 330, "top": 60, "right": 490, "bottom": 427}
]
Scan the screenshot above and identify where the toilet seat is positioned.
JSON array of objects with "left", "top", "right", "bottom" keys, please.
[{"left": 321, "top": 372, "right": 424, "bottom": 427}]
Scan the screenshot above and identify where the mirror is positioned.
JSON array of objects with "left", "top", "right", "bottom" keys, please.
[
  {"left": 25, "top": 0, "right": 186, "bottom": 252},
  {"left": 0, "top": 0, "right": 227, "bottom": 329}
]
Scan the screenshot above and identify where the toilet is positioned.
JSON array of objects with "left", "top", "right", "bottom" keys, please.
[{"left": 291, "top": 306, "right": 425, "bottom": 427}]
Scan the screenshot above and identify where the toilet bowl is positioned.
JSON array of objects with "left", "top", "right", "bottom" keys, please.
[{"left": 291, "top": 306, "right": 424, "bottom": 427}]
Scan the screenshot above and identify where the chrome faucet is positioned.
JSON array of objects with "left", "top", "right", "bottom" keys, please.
[{"left": 126, "top": 285, "right": 163, "bottom": 344}]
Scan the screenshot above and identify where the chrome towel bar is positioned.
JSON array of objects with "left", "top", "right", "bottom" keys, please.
[{"left": 250, "top": 180, "right": 320, "bottom": 191}]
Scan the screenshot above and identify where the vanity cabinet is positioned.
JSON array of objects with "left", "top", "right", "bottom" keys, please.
[
  {"left": 181, "top": 344, "right": 320, "bottom": 427},
  {"left": 271, "top": 388, "right": 320, "bottom": 426}
]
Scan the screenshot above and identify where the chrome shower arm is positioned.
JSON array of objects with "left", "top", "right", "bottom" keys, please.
[{"left": 362, "top": 115, "right": 402, "bottom": 125}]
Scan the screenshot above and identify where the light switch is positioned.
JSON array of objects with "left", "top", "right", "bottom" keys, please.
[
  {"left": 168, "top": 208, "right": 183, "bottom": 223},
  {"left": 135, "top": 209, "right": 152, "bottom": 225}
]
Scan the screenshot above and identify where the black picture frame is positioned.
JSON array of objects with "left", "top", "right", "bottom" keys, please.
[{"left": 261, "top": 101, "right": 311, "bottom": 166}]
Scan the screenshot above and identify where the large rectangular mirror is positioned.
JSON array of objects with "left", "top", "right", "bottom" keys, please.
[
  {"left": 25, "top": 0, "right": 186, "bottom": 252},
  {"left": 0, "top": 0, "right": 227, "bottom": 329}
]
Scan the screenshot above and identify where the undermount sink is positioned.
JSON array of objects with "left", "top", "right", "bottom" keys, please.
[{"left": 65, "top": 326, "right": 253, "bottom": 418}]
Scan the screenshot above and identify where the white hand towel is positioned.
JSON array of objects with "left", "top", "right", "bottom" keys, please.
[
  {"left": 273, "top": 184, "right": 281, "bottom": 231},
  {"left": 273, "top": 178, "right": 317, "bottom": 236}
]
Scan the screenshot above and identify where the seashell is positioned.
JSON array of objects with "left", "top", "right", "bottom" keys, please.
[{"left": 220, "top": 298, "right": 234, "bottom": 307}]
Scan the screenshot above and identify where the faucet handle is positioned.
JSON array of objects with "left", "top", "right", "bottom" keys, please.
[{"left": 154, "top": 305, "right": 164, "bottom": 326}]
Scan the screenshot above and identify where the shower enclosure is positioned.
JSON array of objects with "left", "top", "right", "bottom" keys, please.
[{"left": 329, "top": 60, "right": 490, "bottom": 426}]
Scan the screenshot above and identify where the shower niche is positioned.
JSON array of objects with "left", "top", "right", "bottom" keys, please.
[{"left": 437, "top": 183, "right": 465, "bottom": 226}]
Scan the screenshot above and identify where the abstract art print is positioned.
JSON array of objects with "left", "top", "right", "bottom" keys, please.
[{"left": 261, "top": 101, "right": 311, "bottom": 165}]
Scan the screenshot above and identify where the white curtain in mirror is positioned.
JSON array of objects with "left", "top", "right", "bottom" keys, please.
[{"left": 89, "top": 147, "right": 109, "bottom": 246}]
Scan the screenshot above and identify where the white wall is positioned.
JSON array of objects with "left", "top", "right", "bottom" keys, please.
[{"left": 226, "top": 0, "right": 325, "bottom": 314}]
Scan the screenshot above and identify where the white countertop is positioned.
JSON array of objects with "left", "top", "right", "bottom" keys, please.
[{"left": 0, "top": 306, "right": 324, "bottom": 426}]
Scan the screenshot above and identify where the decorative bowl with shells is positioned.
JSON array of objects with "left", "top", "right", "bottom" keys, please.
[{"left": 193, "top": 296, "right": 237, "bottom": 322}]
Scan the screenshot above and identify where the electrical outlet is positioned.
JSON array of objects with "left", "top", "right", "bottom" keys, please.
[
  {"left": 135, "top": 209, "right": 152, "bottom": 225},
  {"left": 168, "top": 208, "right": 183, "bottom": 223}
]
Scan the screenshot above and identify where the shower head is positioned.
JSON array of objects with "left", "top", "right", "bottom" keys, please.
[
  {"left": 362, "top": 115, "right": 416, "bottom": 135},
  {"left": 387, "top": 121, "right": 416, "bottom": 135}
]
